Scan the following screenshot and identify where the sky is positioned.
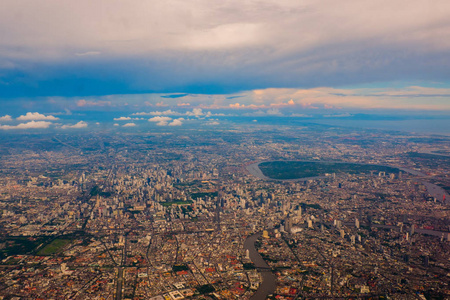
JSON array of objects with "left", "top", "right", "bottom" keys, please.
[{"left": 0, "top": 0, "right": 450, "bottom": 130}]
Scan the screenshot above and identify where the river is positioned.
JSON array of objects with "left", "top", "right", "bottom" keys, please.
[
  {"left": 244, "top": 233, "right": 276, "bottom": 300},
  {"left": 420, "top": 181, "right": 449, "bottom": 203},
  {"left": 246, "top": 161, "right": 449, "bottom": 204}
]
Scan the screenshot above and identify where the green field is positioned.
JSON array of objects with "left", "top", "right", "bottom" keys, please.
[
  {"left": 190, "top": 192, "right": 218, "bottom": 200},
  {"left": 259, "top": 161, "right": 400, "bottom": 180},
  {"left": 0, "top": 236, "right": 50, "bottom": 261},
  {"left": 37, "top": 238, "right": 71, "bottom": 256},
  {"left": 89, "top": 185, "right": 112, "bottom": 198}
]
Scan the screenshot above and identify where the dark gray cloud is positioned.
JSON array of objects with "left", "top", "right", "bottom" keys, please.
[{"left": 0, "top": 0, "right": 449, "bottom": 100}]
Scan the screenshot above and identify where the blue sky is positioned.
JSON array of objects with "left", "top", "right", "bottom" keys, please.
[{"left": 1, "top": 0, "right": 450, "bottom": 130}]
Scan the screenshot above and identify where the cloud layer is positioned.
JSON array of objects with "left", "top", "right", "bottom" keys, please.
[
  {"left": 61, "top": 121, "right": 88, "bottom": 129},
  {"left": 121, "top": 86, "right": 450, "bottom": 111},
  {"left": 148, "top": 116, "right": 184, "bottom": 126},
  {"left": 0, "top": 0, "right": 449, "bottom": 99},
  {"left": 17, "top": 112, "right": 59, "bottom": 121},
  {"left": 0, "top": 121, "right": 53, "bottom": 130},
  {"left": 0, "top": 115, "right": 13, "bottom": 121}
]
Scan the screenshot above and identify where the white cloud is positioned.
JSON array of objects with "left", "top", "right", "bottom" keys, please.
[
  {"left": 114, "top": 116, "right": 131, "bottom": 121},
  {"left": 148, "top": 116, "right": 172, "bottom": 122},
  {"left": 17, "top": 112, "right": 59, "bottom": 121},
  {"left": 132, "top": 112, "right": 152, "bottom": 116},
  {"left": 185, "top": 108, "right": 204, "bottom": 117},
  {"left": 168, "top": 118, "right": 183, "bottom": 126},
  {"left": 0, "top": 115, "right": 13, "bottom": 122},
  {"left": 0, "top": 121, "right": 53, "bottom": 130},
  {"left": 123, "top": 122, "right": 136, "bottom": 127},
  {"left": 135, "top": 109, "right": 206, "bottom": 118},
  {"left": 205, "top": 121, "right": 219, "bottom": 125},
  {"left": 113, "top": 123, "right": 119, "bottom": 126},
  {"left": 133, "top": 110, "right": 181, "bottom": 116},
  {"left": 148, "top": 116, "right": 172, "bottom": 126},
  {"left": 61, "top": 121, "right": 88, "bottom": 129},
  {"left": 148, "top": 116, "right": 185, "bottom": 126},
  {"left": 154, "top": 110, "right": 181, "bottom": 116}
]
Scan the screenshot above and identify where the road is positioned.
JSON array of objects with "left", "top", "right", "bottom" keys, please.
[{"left": 115, "top": 233, "right": 126, "bottom": 300}]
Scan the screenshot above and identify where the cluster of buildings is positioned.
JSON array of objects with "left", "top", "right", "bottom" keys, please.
[{"left": 0, "top": 124, "right": 448, "bottom": 299}]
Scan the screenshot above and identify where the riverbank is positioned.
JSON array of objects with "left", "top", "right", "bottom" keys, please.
[
  {"left": 243, "top": 233, "right": 276, "bottom": 300},
  {"left": 246, "top": 161, "right": 449, "bottom": 204}
]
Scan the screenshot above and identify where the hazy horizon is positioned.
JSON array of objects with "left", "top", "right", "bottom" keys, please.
[{"left": 1, "top": 0, "right": 449, "bottom": 133}]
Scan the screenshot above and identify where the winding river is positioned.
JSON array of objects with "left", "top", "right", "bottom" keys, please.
[
  {"left": 244, "top": 161, "right": 449, "bottom": 298},
  {"left": 246, "top": 161, "right": 449, "bottom": 204},
  {"left": 244, "top": 233, "right": 276, "bottom": 300}
]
